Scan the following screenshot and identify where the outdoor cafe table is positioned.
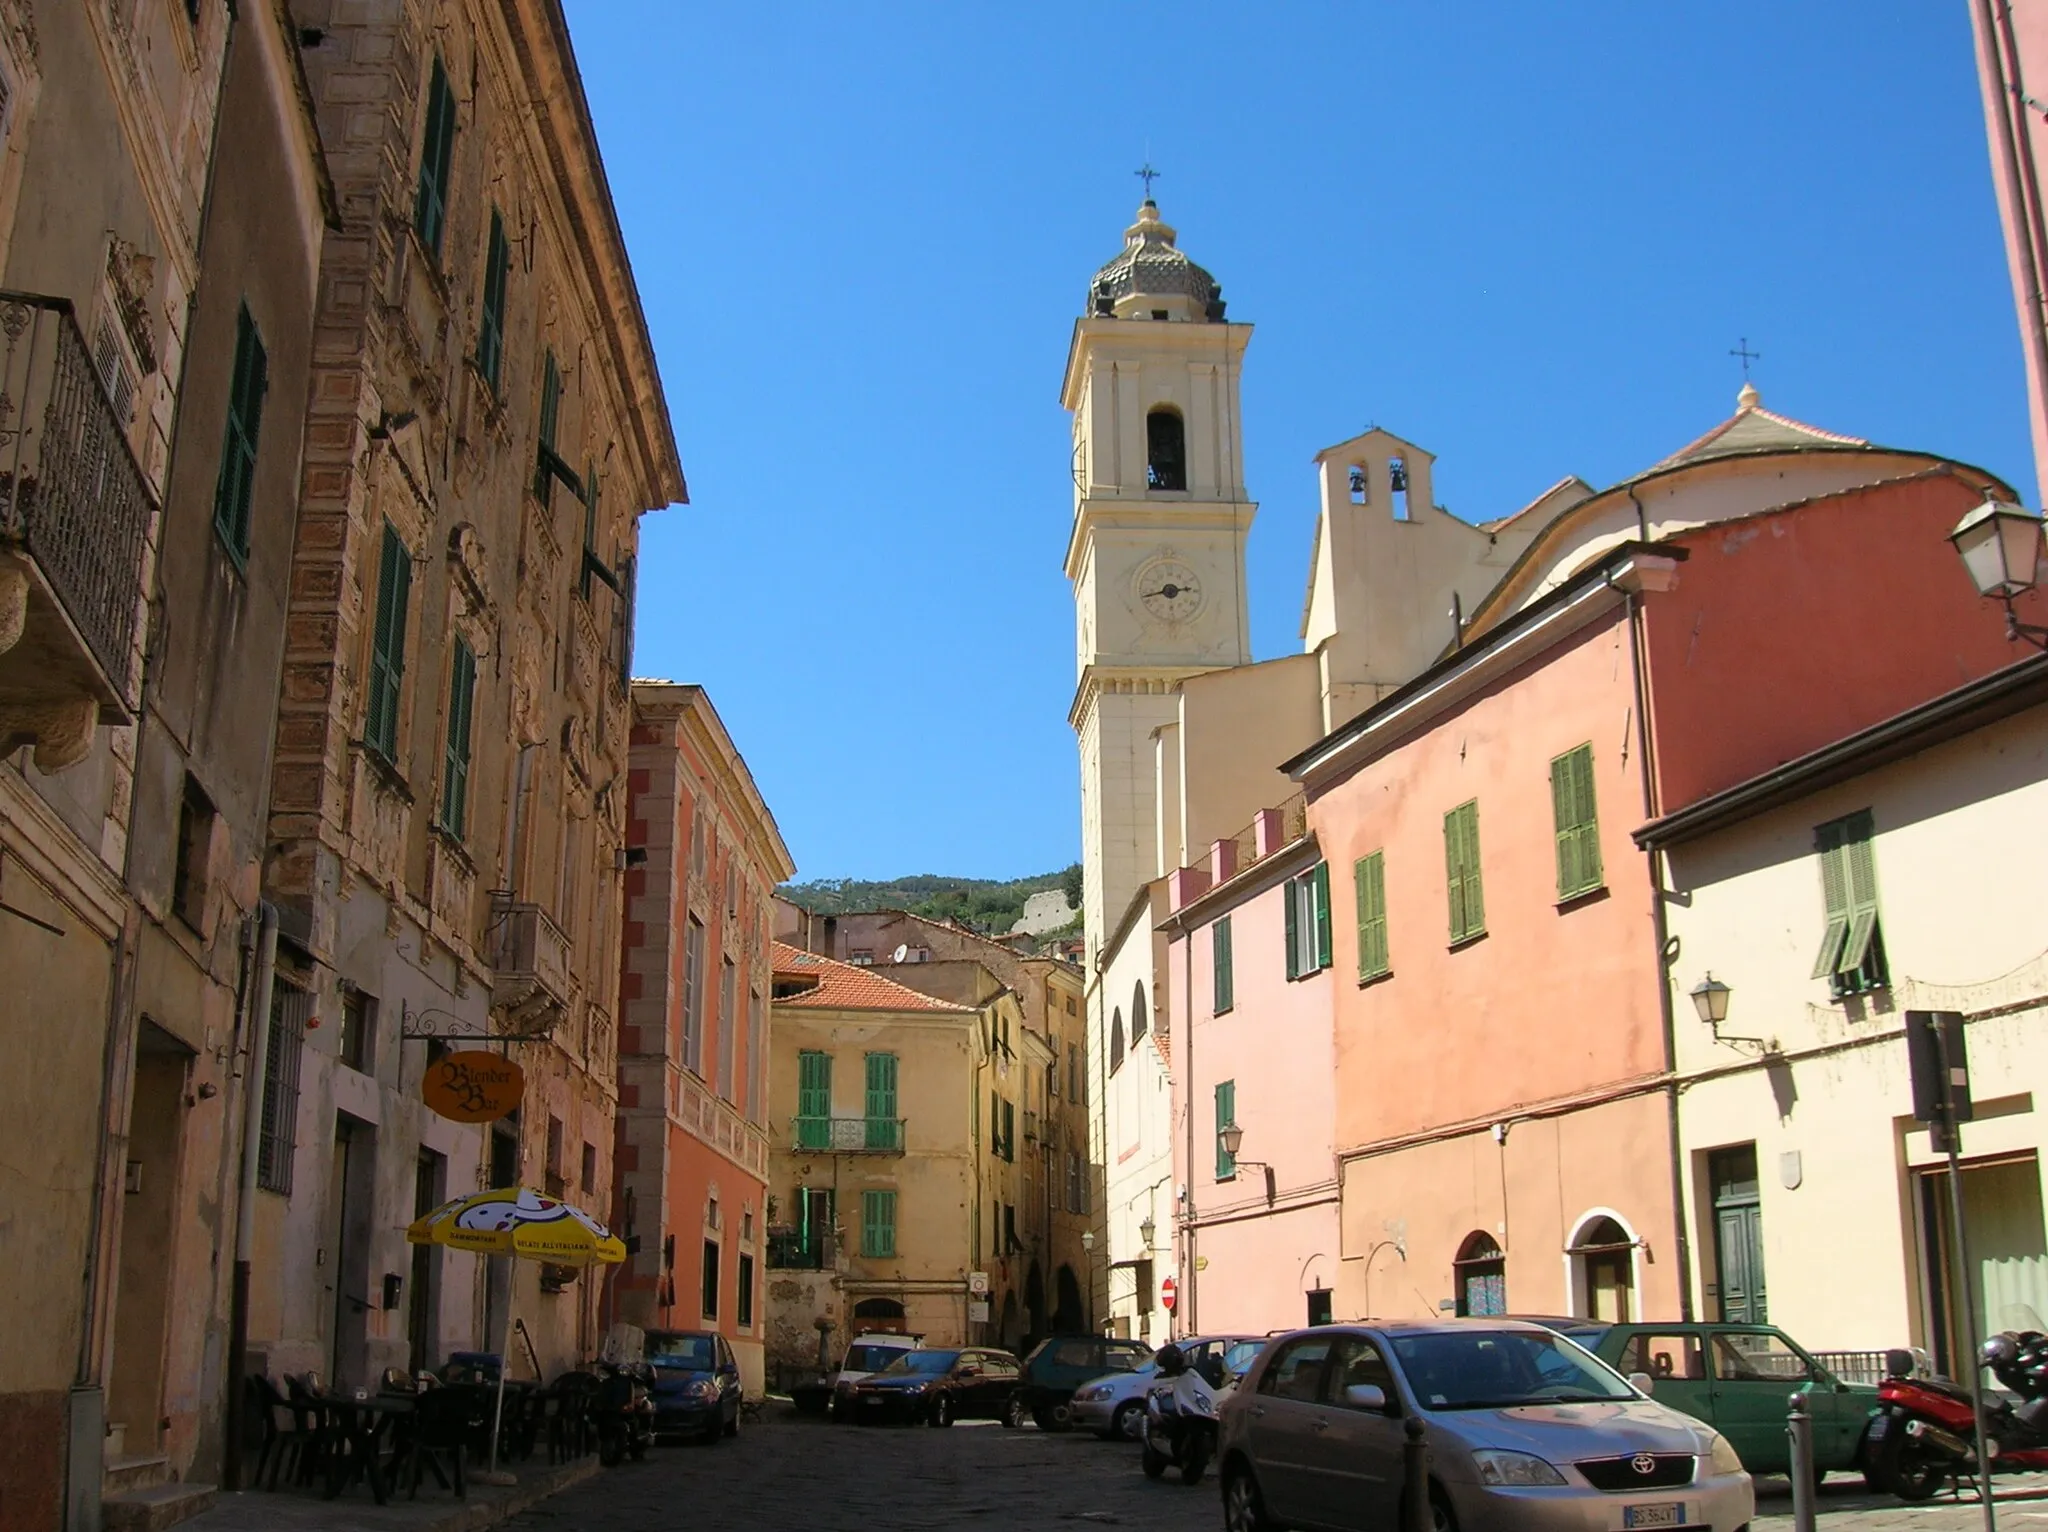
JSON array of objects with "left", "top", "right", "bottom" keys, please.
[{"left": 314, "top": 1390, "right": 415, "bottom": 1503}]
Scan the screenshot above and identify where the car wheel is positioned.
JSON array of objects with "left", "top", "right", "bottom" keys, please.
[
  {"left": 1002, "top": 1396, "right": 1025, "bottom": 1429},
  {"left": 1141, "top": 1441, "right": 1168, "bottom": 1479},
  {"left": 1222, "top": 1465, "right": 1273, "bottom": 1532},
  {"left": 1429, "top": 1488, "right": 1458, "bottom": 1532},
  {"left": 1110, "top": 1400, "right": 1143, "bottom": 1441},
  {"left": 931, "top": 1395, "right": 954, "bottom": 1428},
  {"left": 1045, "top": 1400, "right": 1074, "bottom": 1432}
]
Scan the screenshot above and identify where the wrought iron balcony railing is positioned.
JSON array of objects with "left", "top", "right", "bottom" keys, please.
[
  {"left": 488, "top": 896, "right": 573, "bottom": 1033},
  {"left": 0, "top": 293, "right": 152, "bottom": 715},
  {"left": 790, "top": 1115, "right": 906, "bottom": 1154},
  {"left": 766, "top": 1231, "right": 831, "bottom": 1270}
]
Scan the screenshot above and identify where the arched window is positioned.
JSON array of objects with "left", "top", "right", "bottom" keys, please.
[
  {"left": 1388, "top": 456, "right": 1411, "bottom": 521},
  {"left": 1146, "top": 408, "right": 1186, "bottom": 492},
  {"left": 1453, "top": 1231, "right": 1506, "bottom": 1317},
  {"left": 1130, "top": 981, "right": 1148, "bottom": 1042},
  {"left": 1109, "top": 1007, "right": 1125, "bottom": 1074},
  {"left": 853, "top": 1297, "right": 905, "bottom": 1324},
  {"left": 1348, "top": 464, "right": 1368, "bottom": 505},
  {"left": 1568, "top": 1214, "right": 1637, "bottom": 1322}
]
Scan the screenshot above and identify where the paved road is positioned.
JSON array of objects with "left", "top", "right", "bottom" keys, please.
[{"left": 500, "top": 1411, "right": 2048, "bottom": 1532}]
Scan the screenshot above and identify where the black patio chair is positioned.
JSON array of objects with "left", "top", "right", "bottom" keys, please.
[
  {"left": 246, "top": 1374, "right": 313, "bottom": 1491},
  {"left": 282, "top": 1373, "right": 336, "bottom": 1488},
  {"left": 395, "top": 1386, "right": 467, "bottom": 1500},
  {"left": 548, "top": 1372, "right": 600, "bottom": 1462}
]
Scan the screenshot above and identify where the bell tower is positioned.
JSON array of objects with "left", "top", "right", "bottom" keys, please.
[{"left": 1065, "top": 198, "right": 1256, "bottom": 967}]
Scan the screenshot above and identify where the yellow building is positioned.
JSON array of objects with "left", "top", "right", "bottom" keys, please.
[{"left": 765, "top": 944, "right": 1037, "bottom": 1382}]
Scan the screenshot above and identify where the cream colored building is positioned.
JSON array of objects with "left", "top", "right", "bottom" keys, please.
[
  {"left": 766, "top": 944, "right": 1035, "bottom": 1377},
  {"left": 1643, "top": 654, "right": 2048, "bottom": 1372}
]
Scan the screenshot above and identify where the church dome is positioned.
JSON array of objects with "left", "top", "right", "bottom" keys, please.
[{"left": 1087, "top": 200, "right": 1226, "bottom": 321}]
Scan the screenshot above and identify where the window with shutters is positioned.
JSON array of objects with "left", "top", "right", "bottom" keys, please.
[
  {"left": 413, "top": 57, "right": 457, "bottom": 258},
  {"left": 365, "top": 523, "right": 411, "bottom": 764},
  {"left": 1811, "top": 809, "right": 1888, "bottom": 997},
  {"left": 212, "top": 303, "right": 266, "bottom": 566},
  {"left": 534, "top": 350, "right": 581, "bottom": 508},
  {"left": 701, "top": 1239, "right": 720, "bottom": 1319},
  {"left": 1550, "top": 743, "right": 1604, "bottom": 901},
  {"left": 796, "top": 1050, "right": 831, "bottom": 1149},
  {"left": 864, "top": 1051, "right": 900, "bottom": 1150},
  {"left": 717, "top": 956, "right": 737, "bottom": 1100},
  {"left": 1215, "top": 1080, "right": 1237, "bottom": 1180},
  {"left": 258, "top": 981, "right": 311, "bottom": 1193},
  {"left": 476, "top": 208, "right": 510, "bottom": 391},
  {"left": 1284, "top": 862, "right": 1333, "bottom": 979},
  {"left": 1212, "top": 916, "right": 1234, "bottom": 1014},
  {"left": 1108, "top": 1006, "right": 1125, "bottom": 1074},
  {"left": 863, "top": 1190, "right": 898, "bottom": 1257},
  {"left": 682, "top": 916, "right": 706, "bottom": 1073},
  {"left": 1355, "top": 850, "right": 1390, "bottom": 982},
  {"left": 437, "top": 639, "right": 477, "bottom": 836},
  {"left": 1002, "top": 1099, "right": 1016, "bottom": 1163},
  {"left": 1444, "top": 800, "right": 1486, "bottom": 945}
]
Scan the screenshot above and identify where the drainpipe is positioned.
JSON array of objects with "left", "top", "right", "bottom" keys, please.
[
  {"left": 222, "top": 902, "right": 279, "bottom": 1489},
  {"left": 1978, "top": 0, "right": 2048, "bottom": 491},
  {"left": 1180, "top": 928, "right": 1196, "bottom": 1339},
  {"left": 1622, "top": 587, "right": 1695, "bottom": 1321}
]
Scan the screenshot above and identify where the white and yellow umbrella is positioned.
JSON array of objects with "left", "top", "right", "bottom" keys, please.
[{"left": 407, "top": 1186, "right": 626, "bottom": 1480}]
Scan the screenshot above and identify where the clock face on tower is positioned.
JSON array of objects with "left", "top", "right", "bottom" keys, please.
[{"left": 1135, "top": 558, "right": 1204, "bottom": 627}]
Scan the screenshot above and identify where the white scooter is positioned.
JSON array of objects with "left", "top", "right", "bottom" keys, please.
[{"left": 1140, "top": 1345, "right": 1219, "bottom": 1486}]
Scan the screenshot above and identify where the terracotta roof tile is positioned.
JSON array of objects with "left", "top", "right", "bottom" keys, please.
[{"left": 769, "top": 942, "right": 974, "bottom": 1013}]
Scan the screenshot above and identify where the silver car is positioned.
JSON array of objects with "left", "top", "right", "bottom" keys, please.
[
  {"left": 1073, "top": 1335, "right": 1268, "bottom": 1440},
  {"left": 1217, "top": 1319, "right": 1754, "bottom": 1532}
]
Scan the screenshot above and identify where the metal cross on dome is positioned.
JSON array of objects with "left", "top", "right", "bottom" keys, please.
[
  {"left": 1729, "top": 336, "right": 1761, "bottom": 379},
  {"left": 1135, "top": 162, "right": 1162, "bottom": 198}
]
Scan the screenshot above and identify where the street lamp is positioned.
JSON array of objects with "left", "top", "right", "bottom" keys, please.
[
  {"left": 1139, "top": 1214, "right": 1157, "bottom": 1248},
  {"left": 1950, "top": 499, "right": 2048, "bottom": 648},
  {"left": 1080, "top": 1229, "right": 1096, "bottom": 1334},
  {"left": 1215, "top": 1123, "right": 1275, "bottom": 1206},
  {"left": 1690, "top": 972, "right": 1770, "bottom": 1055}
]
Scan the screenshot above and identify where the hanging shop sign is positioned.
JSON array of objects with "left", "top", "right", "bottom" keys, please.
[{"left": 423, "top": 1051, "right": 526, "bottom": 1123}]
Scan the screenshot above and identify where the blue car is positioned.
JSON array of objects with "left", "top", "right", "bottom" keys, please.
[{"left": 644, "top": 1329, "right": 743, "bottom": 1443}]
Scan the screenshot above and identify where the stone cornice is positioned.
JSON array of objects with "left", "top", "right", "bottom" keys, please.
[{"left": 1067, "top": 663, "right": 1223, "bottom": 731}]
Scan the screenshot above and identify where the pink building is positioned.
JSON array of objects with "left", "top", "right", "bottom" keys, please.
[
  {"left": 1162, "top": 805, "right": 1342, "bottom": 1337},
  {"left": 1279, "top": 463, "right": 2037, "bottom": 1326},
  {"left": 1972, "top": 0, "right": 2048, "bottom": 500}
]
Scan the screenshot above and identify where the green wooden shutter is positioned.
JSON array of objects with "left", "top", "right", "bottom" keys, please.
[
  {"left": 1313, "top": 861, "right": 1333, "bottom": 970},
  {"left": 797, "top": 1050, "right": 831, "bottom": 1147},
  {"left": 1212, "top": 916, "right": 1234, "bottom": 1013},
  {"left": 864, "top": 1052, "right": 898, "bottom": 1149},
  {"left": 1552, "top": 745, "right": 1603, "bottom": 899},
  {"left": 413, "top": 57, "right": 456, "bottom": 256},
  {"left": 535, "top": 350, "right": 561, "bottom": 505},
  {"left": 212, "top": 304, "right": 266, "bottom": 563},
  {"left": 863, "top": 1190, "right": 897, "bottom": 1257},
  {"left": 1444, "top": 806, "right": 1464, "bottom": 941},
  {"left": 1356, "top": 851, "right": 1389, "bottom": 981},
  {"left": 1836, "top": 811, "right": 1882, "bottom": 975},
  {"left": 1573, "top": 746, "right": 1603, "bottom": 893},
  {"left": 439, "top": 639, "right": 476, "bottom": 836},
  {"left": 1284, "top": 876, "right": 1301, "bottom": 980},
  {"left": 1214, "top": 1080, "right": 1236, "bottom": 1179},
  {"left": 1462, "top": 802, "right": 1485, "bottom": 938},
  {"left": 478, "top": 208, "right": 509, "bottom": 389},
  {"left": 367, "top": 524, "right": 410, "bottom": 761},
  {"left": 1003, "top": 1100, "right": 1015, "bottom": 1162},
  {"left": 1446, "top": 801, "right": 1484, "bottom": 942},
  {"left": 1810, "top": 820, "right": 1851, "bottom": 978}
]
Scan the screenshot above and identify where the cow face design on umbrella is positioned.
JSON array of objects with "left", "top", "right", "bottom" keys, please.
[{"left": 453, "top": 1187, "right": 573, "bottom": 1233}]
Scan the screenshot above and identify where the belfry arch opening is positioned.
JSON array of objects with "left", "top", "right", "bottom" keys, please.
[{"left": 1146, "top": 408, "right": 1187, "bottom": 492}]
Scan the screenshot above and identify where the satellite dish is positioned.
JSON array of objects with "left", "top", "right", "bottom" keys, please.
[{"left": 892, "top": 945, "right": 909, "bottom": 964}]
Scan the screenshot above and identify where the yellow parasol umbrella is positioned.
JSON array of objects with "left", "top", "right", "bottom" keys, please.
[{"left": 407, "top": 1187, "right": 626, "bottom": 1480}]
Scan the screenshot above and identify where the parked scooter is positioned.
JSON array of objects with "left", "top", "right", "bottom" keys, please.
[
  {"left": 1140, "top": 1344, "right": 1219, "bottom": 1486},
  {"left": 1872, "top": 1320, "right": 2048, "bottom": 1501},
  {"left": 594, "top": 1325, "right": 656, "bottom": 1467}
]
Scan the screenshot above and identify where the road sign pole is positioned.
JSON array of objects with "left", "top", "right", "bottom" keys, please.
[{"left": 1936, "top": 1015, "right": 1997, "bottom": 1532}]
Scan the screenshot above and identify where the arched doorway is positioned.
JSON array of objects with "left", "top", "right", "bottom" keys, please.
[
  {"left": 1054, "top": 1264, "right": 1084, "bottom": 1335},
  {"left": 852, "top": 1297, "right": 907, "bottom": 1333},
  {"left": 1453, "top": 1232, "right": 1506, "bottom": 1316},
  {"left": 1567, "top": 1213, "right": 1638, "bottom": 1322},
  {"left": 999, "top": 1292, "right": 1021, "bottom": 1352}
]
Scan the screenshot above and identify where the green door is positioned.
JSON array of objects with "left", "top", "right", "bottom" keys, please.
[
  {"left": 1710, "top": 1146, "right": 1768, "bottom": 1324},
  {"left": 797, "top": 1051, "right": 832, "bottom": 1148}
]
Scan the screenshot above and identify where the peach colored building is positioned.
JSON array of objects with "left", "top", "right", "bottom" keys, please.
[
  {"left": 1162, "top": 805, "right": 1341, "bottom": 1337},
  {"left": 1282, "top": 463, "right": 2038, "bottom": 1328},
  {"left": 615, "top": 685, "right": 793, "bottom": 1396}
]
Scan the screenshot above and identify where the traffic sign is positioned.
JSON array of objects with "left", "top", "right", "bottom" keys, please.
[{"left": 1160, "top": 1275, "right": 1177, "bottom": 1311}]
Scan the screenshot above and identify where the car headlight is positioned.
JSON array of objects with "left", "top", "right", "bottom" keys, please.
[
  {"left": 1075, "top": 1385, "right": 1105, "bottom": 1401},
  {"left": 1707, "top": 1432, "right": 1745, "bottom": 1475},
  {"left": 1471, "top": 1449, "right": 1568, "bottom": 1487},
  {"left": 688, "top": 1379, "right": 721, "bottom": 1400}
]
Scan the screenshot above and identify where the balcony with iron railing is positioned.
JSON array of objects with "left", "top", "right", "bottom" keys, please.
[
  {"left": 789, "top": 1116, "right": 906, "bottom": 1154},
  {"left": 488, "top": 894, "right": 573, "bottom": 1034},
  {"left": 766, "top": 1230, "right": 833, "bottom": 1270},
  {"left": 0, "top": 293, "right": 154, "bottom": 771}
]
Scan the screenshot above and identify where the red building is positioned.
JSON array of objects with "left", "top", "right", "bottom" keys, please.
[{"left": 614, "top": 685, "right": 794, "bottom": 1394}]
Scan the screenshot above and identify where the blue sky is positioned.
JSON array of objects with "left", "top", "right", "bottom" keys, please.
[{"left": 565, "top": 0, "right": 2029, "bottom": 885}]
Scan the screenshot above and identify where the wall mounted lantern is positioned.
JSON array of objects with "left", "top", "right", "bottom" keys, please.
[{"left": 1951, "top": 500, "right": 2048, "bottom": 648}]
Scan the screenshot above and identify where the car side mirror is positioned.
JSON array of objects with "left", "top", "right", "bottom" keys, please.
[
  {"left": 957, "top": 1366, "right": 980, "bottom": 1378},
  {"left": 1629, "top": 1371, "right": 1656, "bottom": 1397},
  {"left": 1343, "top": 1383, "right": 1388, "bottom": 1411}
]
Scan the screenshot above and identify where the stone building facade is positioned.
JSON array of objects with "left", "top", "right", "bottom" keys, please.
[
  {"left": 615, "top": 683, "right": 792, "bottom": 1398},
  {"left": 250, "top": 0, "right": 681, "bottom": 1399}
]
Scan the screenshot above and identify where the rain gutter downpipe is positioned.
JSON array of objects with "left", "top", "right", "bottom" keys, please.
[{"left": 223, "top": 901, "right": 279, "bottom": 1490}]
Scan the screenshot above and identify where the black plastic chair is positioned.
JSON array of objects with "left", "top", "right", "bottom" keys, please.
[
  {"left": 282, "top": 1374, "right": 335, "bottom": 1488},
  {"left": 548, "top": 1372, "right": 600, "bottom": 1462},
  {"left": 396, "top": 1387, "right": 467, "bottom": 1500}
]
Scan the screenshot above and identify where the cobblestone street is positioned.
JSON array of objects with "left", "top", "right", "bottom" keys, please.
[{"left": 490, "top": 1411, "right": 2048, "bottom": 1532}]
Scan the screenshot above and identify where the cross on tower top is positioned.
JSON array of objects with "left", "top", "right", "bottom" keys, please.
[
  {"left": 1729, "top": 336, "right": 1762, "bottom": 379},
  {"left": 1134, "top": 162, "right": 1161, "bottom": 199}
]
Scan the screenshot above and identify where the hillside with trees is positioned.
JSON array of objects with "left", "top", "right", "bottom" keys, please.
[{"left": 779, "top": 864, "right": 1082, "bottom": 936}]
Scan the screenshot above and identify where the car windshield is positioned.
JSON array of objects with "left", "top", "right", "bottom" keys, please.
[
  {"left": 645, "top": 1334, "right": 716, "bottom": 1370},
  {"left": 1390, "top": 1329, "right": 1636, "bottom": 1411},
  {"left": 844, "top": 1344, "right": 911, "bottom": 1372},
  {"left": 879, "top": 1350, "right": 958, "bottom": 1377}
]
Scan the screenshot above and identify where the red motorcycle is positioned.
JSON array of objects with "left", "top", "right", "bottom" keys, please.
[{"left": 1871, "top": 1335, "right": 2048, "bottom": 1501}]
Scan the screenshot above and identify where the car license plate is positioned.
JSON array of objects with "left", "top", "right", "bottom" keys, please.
[
  {"left": 1622, "top": 1505, "right": 1686, "bottom": 1529},
  {"left": 865, "top": 1396, "right": 883, "bottom": 1407}
]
